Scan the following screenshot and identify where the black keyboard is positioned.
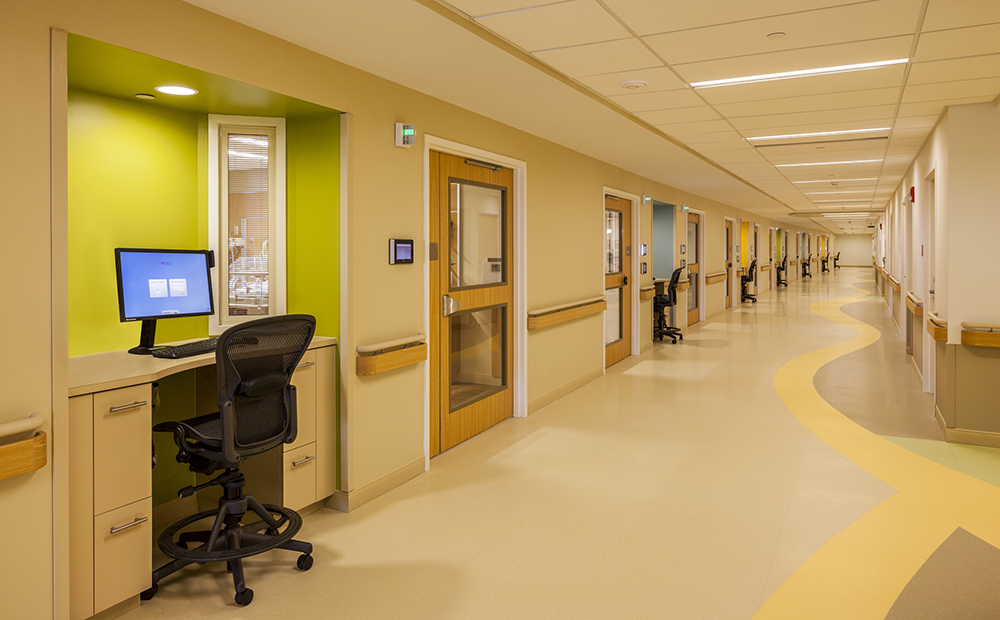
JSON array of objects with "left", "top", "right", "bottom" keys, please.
[{"left": 151, "top": 338, "right": 219, "bottom": 359}]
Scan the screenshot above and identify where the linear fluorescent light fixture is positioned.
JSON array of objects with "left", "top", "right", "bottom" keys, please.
[
  {"left": 776, "top": 159, "right": 882, "bottom": 168},
  {"left": 748, "top": 127, "right": 891, "bottom": 141},
  {"left": 812, "top": 198, "right": 872, "bottom": 203},
  {"left": 691, "top": 59, "right": 908, "bottom": 89},
  {"left": 794, "top": 178, "right": 878, "bottom": 184},
  {"left": 805, "top": 191, "right": 872, "bottom": 195}
]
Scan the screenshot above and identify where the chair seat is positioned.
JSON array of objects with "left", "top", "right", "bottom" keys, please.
[{"left": 154, "top": 412, "right": 222, "bottom": 446}]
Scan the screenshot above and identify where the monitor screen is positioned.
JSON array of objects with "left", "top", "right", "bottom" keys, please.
[{"left": 116, "top": 248, "right": 215, "bottom": 322}]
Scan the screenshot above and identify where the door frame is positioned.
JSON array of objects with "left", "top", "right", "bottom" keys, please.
[
  {"left": 687, "top": 207, "right": 707, "bottom": 324},
  {"left": 602, "top": 187, "right": 641, "bottom": 368},
  {"left": 422, "top": 136, "right": 527, "bottom": 469}
]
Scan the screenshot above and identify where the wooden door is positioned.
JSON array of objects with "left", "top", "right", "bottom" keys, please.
[
  {"left": 687, "top": 213, "right": 700, "bottom": 326},
  {"left": 753, "top": 225, "right": 760, "bottom": 295},
  {"left": 604, "top": 195, "right": 631, "bottom": 368},
  {"left": 429, "top": 151, "right": 514, "bottom": 456},
  {"left": 725, "top": 219, "right": 733, "bottom": 309}
]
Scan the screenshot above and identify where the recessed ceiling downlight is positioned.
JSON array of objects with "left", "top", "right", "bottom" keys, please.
[
  {"left": 767, "top": 32, "right": 786, "bottom": 39},
  {"left": 154, "top": 85, "right": 198, "bottom": 96},
  {"left": 135, "top": 93, "right": 155, "bottom": 100},
  {"left": 619, "top": 80, "right": 648, "bottom": 91}
]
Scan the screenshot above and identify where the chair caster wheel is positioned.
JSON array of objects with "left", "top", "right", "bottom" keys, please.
[
  {"left": 235, "top": 588, "right": 254, "bottom": 606},
  {"left": 140, "top": 583, "right": 158, "bottom": 601},
  {"left": 266, "top": 527, "right": 280, "bottom": 536},
  {"left": 297, "top": 554, "right": 314, "bottom": 571}
]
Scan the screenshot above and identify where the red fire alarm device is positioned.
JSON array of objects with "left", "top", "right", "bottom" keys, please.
[{"left": 909, "top": 186, "right": 915, "bottom": 203}]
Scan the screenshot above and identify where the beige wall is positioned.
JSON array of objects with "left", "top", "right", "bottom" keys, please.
[{"left": 3, "top": 2, "right": 833, "bottom": 615}]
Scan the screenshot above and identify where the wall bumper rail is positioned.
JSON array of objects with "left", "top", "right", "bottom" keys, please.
[
  {"left": 705, "top": 273, "right": 727, "bottom": 284},
  {"left": 0, "top": 413, "right": 47, "bottom": 482},
  {"left": 357, "top": 333, "right": 427, "bottom": 376},
  {"left": 927, "top": 312, "right": 947, "bottom": 341},
  {"left": 527, "top": 296, "right": 606, "bottom": 330},
  {"left": 639, "top": 286, "right": 655, "bottom": 301},
  {"left": 887, "top": 275, "right": 901, "bottom": 292},
  {"left": 905, "top": 292, "right": 924, "bottom": 317},
  {"left": 960, "top": 322, "right": 1000, "bottom": 348}
]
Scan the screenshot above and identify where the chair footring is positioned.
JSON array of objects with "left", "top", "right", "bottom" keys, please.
[{"left": 157, "top": 504, "right": 303, "bottom": 563}]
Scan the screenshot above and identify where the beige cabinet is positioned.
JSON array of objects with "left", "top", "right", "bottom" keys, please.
[
  {"left": 68, "top": 340, "right": 337, "bottom": 619},
  {"left": 69, "top": 385, "right": 153, "bottom": 620}
]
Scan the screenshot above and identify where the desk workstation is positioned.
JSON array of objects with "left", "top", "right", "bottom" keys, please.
[
  {"left": 67, "top": 336, "right": 337, "bottom": 618},
  {"left": 66, "top": 248, "right": 339, "bottom": 618}
]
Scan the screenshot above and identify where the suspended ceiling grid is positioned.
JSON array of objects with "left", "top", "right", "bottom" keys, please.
[{"left": 182, "top": 0, "right": 1000, "bottom": 235}]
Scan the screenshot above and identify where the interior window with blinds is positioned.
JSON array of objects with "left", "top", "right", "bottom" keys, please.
[{"left": 221, "top": 127, "right": 276, "bottom": 318}]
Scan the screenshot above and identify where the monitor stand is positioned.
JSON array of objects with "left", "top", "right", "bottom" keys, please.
[{"left": 128, "top": 319, "right": 158, "bottom": 355}]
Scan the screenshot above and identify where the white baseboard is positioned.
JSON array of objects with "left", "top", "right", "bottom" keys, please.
[
  {"left": 328, "top": 457, "right": 424, "bottom": 513},
  {"left": 527, "top": 367, "right": 603, "bottom": 415}
]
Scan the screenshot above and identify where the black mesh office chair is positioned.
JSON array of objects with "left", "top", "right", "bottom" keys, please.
[
  {"left": 833, "top": 251, "right": 841, "bottom": 269},
  {"left": 143, "top": 315, "right": 317, "bottom": 607},
  {"left": 801, "top": 254, "right": 812, "bottom": 277},
  {"left": 741, "top": 259, "right": 757, "bottom": 303},
  {"left": 821, "top": 252, "right": 830, "bottom": 272},
  {"left": 776, "top": 256, "right": 788, "bottom": 287},
  {"left": 653, "top": 268, "right": 684, "bottom": 344}
]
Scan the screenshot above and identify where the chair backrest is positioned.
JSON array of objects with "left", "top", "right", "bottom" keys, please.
[
  {"left": 667, "top": 267, "right": 683, "bottom": 304},
  {"left": 748, "top": 259, "right": 757, "bottom": 283},
  {"left": 216, "top": 314, "right": 316, "bottom": 458}
]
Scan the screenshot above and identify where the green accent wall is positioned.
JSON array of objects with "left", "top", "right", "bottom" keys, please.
[
  {"left": 287, "top": 115, "right": 340, "bottom": 338},
  {"left": 68, "top": 89, "right": 207, "bottom": 355}
]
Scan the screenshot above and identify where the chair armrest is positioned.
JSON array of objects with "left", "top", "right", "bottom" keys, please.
[
  {"left": 219, "top": 401, "right": 240, "bottom": 464},
  {"left": 285, "top": 384, "right": 298, "bottom": 445}
]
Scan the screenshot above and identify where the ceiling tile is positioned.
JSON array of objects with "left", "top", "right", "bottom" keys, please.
[
  {"left": 897, "top": 96, "right": 994, "bottom": 116},
  {"left": 600, "top": 0, "right": 860, "bottom": 37},
  {"left": 763, "top": 147, "right": 886, "bottom": 166},
  {"left": 893, "top": 115, "right": 939, "bottom": 129},
  {"left": 576, "top": 66, "right": 688, "bottom": 95},
  {"left": 754, "top": 137, "right": 888, "bottom": 156},
  {"left": 901, "top": 77, "right": 1000, "bottom": 103},
  {"left": 730, "top": 106, "right": 896, "bottom": 130},
  {"left": 715, "top": 87, "right": 900, "bottom": 118},
  {"left": 890, "top": 127, "right": 931, "bottom": 139},
  {"left": 638, "top": 106, "right": 721, "bottom": 124},
  {"left": 445, "top": 0, "right": 555, "bottom": 18},
  {"left": 659, "top": 119, "right": 734, "bottom": 135},
  {"left": 888, "top": 137, "right": 925, "bottom": 148},
  {"left": 533, "top": 38, "right": 662, "bottom": 77},
  {"left": 908, "top": 54, "right": 1000, "bottom": 85},
  {"left": 695, "top": 65, "right": 905, "bottom": 106},
  {"left": 672, "top": 36, "right": 913, "bottom": 84},
  {"left": 914, "top": 23, "right": 1000, "bottom": 62},
  {"left": 642, "top": 0, "right": 919, "bottom": 66},
  {"left": 710, "top": 149, "right": 771, "bottom": 164},
  {"left": 922, "top": 0, "right": 1000, "bottom": 32},
  {"left": 476, "top": 1, "right": 630, "bottom": 52},
  {"left": 682, "top": 131, "right": 748, "bottom": 145},
  {"left": 607, "top": 88, "right": 703, "bottom": 112}
]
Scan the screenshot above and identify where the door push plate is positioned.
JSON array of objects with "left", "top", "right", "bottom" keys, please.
[
  {"left": 443, "top": 295, "right": 463, "bottom": 317},
  {"left": 626, "top": 246, "right": 631, "bottom": 256},
  {"left": 429, "top": 242, "right": 439, "bottom": 261}
]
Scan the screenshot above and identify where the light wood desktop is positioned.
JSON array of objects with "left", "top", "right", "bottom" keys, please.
[{"left": 67, "top": 336, "right": 337, "bottom": 620}]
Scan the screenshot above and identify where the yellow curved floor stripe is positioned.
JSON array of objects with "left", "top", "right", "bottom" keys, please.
[{"left": 755, "top": 280, "right": 1000, "bottom": 619}]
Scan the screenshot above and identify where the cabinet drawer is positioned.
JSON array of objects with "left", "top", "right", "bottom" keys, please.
[
  {"left": 94, "top": 384, "right": 152, "bottom": 515},
  {"left": 286, "top": 351, "right": 317, "bottom": 451},
  {"left": 283, "top": 443, "right": 317, "bottom": 511},
  {"left": 94, "top": 497, "right": 152, "bottom": 614}
]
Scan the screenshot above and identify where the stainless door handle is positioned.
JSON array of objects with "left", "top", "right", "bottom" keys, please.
[
  {"left": 292, "top": 455, "right": 316, "bottom": 467},
  {"left": 110, "top": 516, "right": 148, "bottom": 534},
  {"left": 109, "top": 401, "right": 147, "bottom": 413},
  {"left": 296, "top": 361, "right": 316, "bottom": 369},
  {"left": 443, "top": 295, "right": 463, "bottom": 317}
]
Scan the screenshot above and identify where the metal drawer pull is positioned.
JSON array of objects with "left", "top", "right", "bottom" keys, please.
[
  {"left": 110, "top": 516, "right": 148, "bottom": 534},
  {"left": 109, "top": 401, "right": 147, "bottom": 413},
  {"left": 296, "top": 361, "right": 316, "bottom": 369},
  {"left": 292, "top": 455, "right": 316, "bottom": 467}
]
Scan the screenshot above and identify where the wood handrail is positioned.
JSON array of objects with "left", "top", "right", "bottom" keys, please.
[
  {"left": 905, "top": 292, "right": 923, "bottom": 306},
  {"left": 888, "top": 275, "right": 900, "bottom": 286},
  {"left": 961, "top": 322, "right": 1000, "bottom": 332},
  {"left": 528, "top": 296, "right": 605, "bottom": 317},
  {"left": 927, "top": 311, "right": 947, "bottom": 327},
  {"left": 357, "top": 333, "right": 425, "bottom": 355},
  {"left": 0, "top": 413, "right": 44, "bottom": 441},
  {"left": 705, "top": 272, "right": 727, "bottom": 284}
]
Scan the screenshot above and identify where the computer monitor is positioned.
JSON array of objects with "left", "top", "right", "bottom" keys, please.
[{"left": 115, "top": 248, "right": 215, "bottom": 355}]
